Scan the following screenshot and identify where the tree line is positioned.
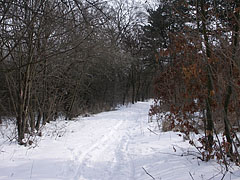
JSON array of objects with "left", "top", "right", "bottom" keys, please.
[
  {"left": 149, "top": 0, "right": 240, "bottom": 167},
  {"left": 0, "top": 0, "right": 155, "bottom": 145}
]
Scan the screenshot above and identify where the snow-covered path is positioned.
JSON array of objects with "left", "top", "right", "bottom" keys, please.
[
  {"left": 1, "top": 101, "right": 240, "bottom": 180},
  {"left": 64, "top": 102, "right": 148, "bottom": 180},
  {"left": 0, "top": 102, "right": 151, "bottom": 180}
]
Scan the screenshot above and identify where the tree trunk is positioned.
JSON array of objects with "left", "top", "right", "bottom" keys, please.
[
  {"left": 36, "top": 109, "right": 42, "bottom": 131},
  {"left": 131, "top": 66, "right": 135, "bottom": 104},
  {"left": 200, "top": 0, "right": 214, "bottom": 149},
  {"left": 123, "top": 75, "right": 131, "bottom": 105},
  {"left": 29, "top": 108, "right": 35, "bottom": 132},
  {"left": 222, "top": 0, "right": 240, "bottom": 155}
]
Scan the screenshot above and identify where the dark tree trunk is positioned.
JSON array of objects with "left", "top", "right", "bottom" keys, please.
[{"left": 200, "top": 0, "right": 214, "bottom": 149}]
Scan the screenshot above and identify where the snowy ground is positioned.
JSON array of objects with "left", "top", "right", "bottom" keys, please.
[{"left": 0, "top": 101, "right": 240, "bottom": 180}]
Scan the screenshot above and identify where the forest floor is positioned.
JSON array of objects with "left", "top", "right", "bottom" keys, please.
[{"left": 0, "top": 100, "right": 240, "bottom": 180}]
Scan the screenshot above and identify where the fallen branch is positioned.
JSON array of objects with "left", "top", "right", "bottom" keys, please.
[
  {"left": 147, "top": 128, "right": 158, "bottom": 135},
  {"left": 142, "top": 167, "right": 155, "bottom": 180},
  {"left": 220, "top": 171, "right": 227, "bottom": 180},
  {"left": 189, "top": 172, "right": 194, "bottom": 180}
]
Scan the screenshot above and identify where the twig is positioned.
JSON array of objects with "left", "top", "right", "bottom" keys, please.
[
  {"left": 214, "top": 128, "right": 228, "bottom": 171},
  {"left": 142, "top": 167, "right": 155, "bottom": 180},
  {"left": 189, "top": 172, "right": 195, "bottom": 180},
  {"left": 147, "top": 128, "right": 158, "bottom": 135},
  {"left": 220, "top": 171, "right": 227, "bottom": 180},
  {"left": 206, "top": 171, "right": 222, "bottom": 180},
  {"left": 30, "top": 160, "right": 34, "bottom": 179}
]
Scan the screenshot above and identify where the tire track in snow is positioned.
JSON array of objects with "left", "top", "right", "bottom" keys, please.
[
  {"left": 108, "top": 132, "right": 135, "bottom": 180},
  {"left": 64, "top": 103, "right": 150, "bottom": 180},
  {"left": 73, "top": 119, "right": 124, "bottom": 180}
]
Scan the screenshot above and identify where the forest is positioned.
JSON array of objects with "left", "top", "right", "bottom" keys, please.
[
  {"left": 0, "top": 0, "right": 155, "bottom": 144},
  {"left": 1, "top": 0, "right": 240, "bottom": 171},
  {"left": 149, "top": 0, "right": 240, "bottom": 168}
]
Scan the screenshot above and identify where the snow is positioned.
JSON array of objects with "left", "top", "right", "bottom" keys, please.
[{"left": 0, "top": 100, "right": 240, "bottom": 180}]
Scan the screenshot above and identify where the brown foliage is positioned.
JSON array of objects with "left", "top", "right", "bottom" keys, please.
[{"left": 149, "top": 1, "right": 240, "bottom": 166}]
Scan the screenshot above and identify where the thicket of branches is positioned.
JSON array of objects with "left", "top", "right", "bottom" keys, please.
[
  {"left": 0, "top": 0, "right": 154, "bottom": 144},
  {"left": 149, "top": 0, "right": 240, "bottom": 167}
]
